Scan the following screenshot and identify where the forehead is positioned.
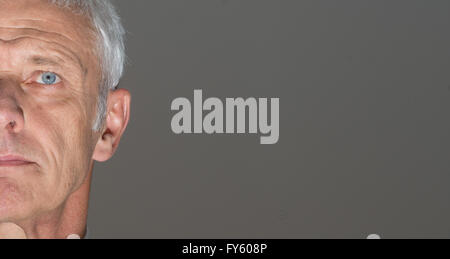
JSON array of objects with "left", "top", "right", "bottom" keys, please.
[{"left": 0, "top": 0, "right": 97, "bottom": 72}]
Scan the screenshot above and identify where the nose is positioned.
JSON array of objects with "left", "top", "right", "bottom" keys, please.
[{"left": 0, "top": 79, "right": 24, "bottom": 134}]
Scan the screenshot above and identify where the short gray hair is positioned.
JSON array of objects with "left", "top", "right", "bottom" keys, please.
[{"left": 50, "top": 0, "right": 126, "bottom": 131}]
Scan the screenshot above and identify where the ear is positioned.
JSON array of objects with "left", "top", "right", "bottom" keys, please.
[{"left": 93, "top": 88, "right": 131, "bottom": 162}]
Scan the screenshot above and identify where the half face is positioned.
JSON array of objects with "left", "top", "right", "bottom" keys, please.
[{"left": 0, "top": 0, "right": 102, "bottom": 221}]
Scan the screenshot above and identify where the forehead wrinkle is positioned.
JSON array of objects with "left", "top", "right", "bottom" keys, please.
[
  {"left": 0, "top": 22, "right": 96, "bottom": 46},
  {"left": 0, "top": 26, "right": 94, "bottom": 72},
  {"left": 0, "top": 23, "right": 78, "bottom": 43}
]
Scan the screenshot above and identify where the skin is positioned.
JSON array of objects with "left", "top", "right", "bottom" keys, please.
[{"left": 0, "top": 0, "right": 131, "bottom": 239}]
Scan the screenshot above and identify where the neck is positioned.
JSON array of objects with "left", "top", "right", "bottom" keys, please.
[{"left": 0, "top": 163, "right": 93, "bottom": 239}]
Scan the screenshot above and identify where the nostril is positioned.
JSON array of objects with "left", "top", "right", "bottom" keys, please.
[{"left": 8, "top": 121, "right": 16, "bottom": 129}]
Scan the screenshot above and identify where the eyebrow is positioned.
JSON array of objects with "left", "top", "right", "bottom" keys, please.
[
  {"left": 27, "top": 51, "right": 87, "bottom": 74},
  {"left": 28, "top": 56, "right": 64, "bottom": 68},
  {"left": 27, "top": 54, "right": 88, "bottom": 78}
]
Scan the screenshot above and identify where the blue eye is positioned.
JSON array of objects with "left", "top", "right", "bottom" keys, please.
[{"left": 37, "top": 72, "right": 61, "bottom": 85}]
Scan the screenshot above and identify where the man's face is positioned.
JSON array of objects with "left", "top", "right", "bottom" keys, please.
[{"left": 0, "top": 0, "right": 102, "bottom": 221}]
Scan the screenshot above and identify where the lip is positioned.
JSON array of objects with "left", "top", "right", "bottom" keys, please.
[{"left": 0, "top": 155, "right": 34, "bottom": 167}]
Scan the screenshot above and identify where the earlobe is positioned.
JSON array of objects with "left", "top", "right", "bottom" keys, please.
[
  {"left": 93, "top": 89, "right": 131, "bottom": 162},
  {"left": 92, "top": 132, "right": 114, "bottom": 162}
]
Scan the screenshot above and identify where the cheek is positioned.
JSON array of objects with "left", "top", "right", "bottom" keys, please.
[{"left": 25, "top": 97, "right": 96, "bottom": 188}]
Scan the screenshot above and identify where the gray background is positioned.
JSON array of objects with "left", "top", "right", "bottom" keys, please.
[{"left": 87, "top": 0, "right": 450, "bottom": 238}]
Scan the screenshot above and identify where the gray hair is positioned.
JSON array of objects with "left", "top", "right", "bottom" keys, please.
[{"left": 50, "top": 0, "right": 126, "bottom": 131}]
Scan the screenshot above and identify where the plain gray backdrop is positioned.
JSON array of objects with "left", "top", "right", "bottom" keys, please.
[{"left": 87, "top": 0, "right": 450, "bottom": 238}]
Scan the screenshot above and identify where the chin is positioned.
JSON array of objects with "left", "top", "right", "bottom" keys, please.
[{"left": 0, "top": 179, "right": 32, "bottom": 222}]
